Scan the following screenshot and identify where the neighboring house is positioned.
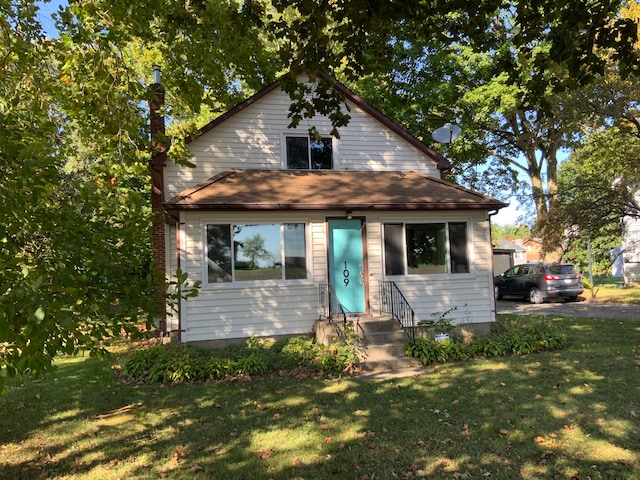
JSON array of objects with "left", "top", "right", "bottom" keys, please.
[
  {"left": 149, "top": 73, "right": 507, "bottom": 345},
  {"left": 511, "top": 237, "right": 545, "bottom": 263},
  {"left": 622, "top": 208, "right": 640, "bottom": 284},
  {"left": 608, "top": 246, "right": 624, "bottom": 279},
  {"left": 493, "top": 238, "right": 527, "bottom": 274}
]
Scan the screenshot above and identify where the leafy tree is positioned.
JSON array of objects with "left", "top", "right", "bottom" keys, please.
[
  {"left": 491, "top": 224, "right": 531, "bottom": 247},
  {"left": 241, "top": 234, "right": 272, "bottom": 269},
  {"left": 0, "top": 1, "right": 160, "bottom": 390},
  {"left": 347, "top": 5, "right": 640, "bottom": 227},
  {"left": 537, "top": 127, "right": 640, "bottom": 269}
]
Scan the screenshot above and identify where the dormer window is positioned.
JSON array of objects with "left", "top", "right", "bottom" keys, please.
[{"left": 285, "top": 136, "right": 333, "bottom": 169}]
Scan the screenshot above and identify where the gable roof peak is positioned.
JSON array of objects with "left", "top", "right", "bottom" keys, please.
[{"left": 151, "top": 72, "right": 451, "bottom": 170}]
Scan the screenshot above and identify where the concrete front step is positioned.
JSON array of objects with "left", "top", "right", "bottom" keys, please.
[
  {"left": 358, "top": 348, "right": 420, "bottom": 371},
  {"left": 358, "top": 330, "right": 408, "bottom": 345},
  {"left": 356, "top": 316, "right": 404, "bottom": 333},
  {"left": 355, "top": 315, "right": 417, "bottom": 372}
]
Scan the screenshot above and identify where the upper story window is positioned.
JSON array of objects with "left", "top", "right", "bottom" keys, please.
[
  {"left": 285, "top": 136, "right": 333, "bottom": 169},
  {"left": 383, "top": 222, "right": 471, "bottom": 276}
]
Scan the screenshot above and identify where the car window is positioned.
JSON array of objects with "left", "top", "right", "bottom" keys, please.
[{"left": 548, "top": 265, "right": 576, "bottom": 275}]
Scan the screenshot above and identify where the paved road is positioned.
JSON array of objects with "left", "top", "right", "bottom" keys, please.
[{"left": 496, "top": 299, "right": 640, "bottom": 320}]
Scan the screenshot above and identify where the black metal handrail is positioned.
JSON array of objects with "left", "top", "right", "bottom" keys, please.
[
  {"left": 319, "top": 284, "right": 349, "bottom": 343},
  {"left": 379, "top": 281, "right": 416, "bottom": 341}
]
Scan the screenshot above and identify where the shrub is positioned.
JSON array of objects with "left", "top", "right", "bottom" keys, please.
[
  {"left": 406, "top": 319, "right": 567, "bottom": 366},
  {"left": 120, "top": 335, "right": 357, "bottom": 384}
]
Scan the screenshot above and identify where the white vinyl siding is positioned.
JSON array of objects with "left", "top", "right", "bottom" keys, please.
[
  {"left": 176, "top": 209, "right": 495, "bottom": 342},
  {"left": 163, "top": 87, "right": 441, "bottom": 198}
]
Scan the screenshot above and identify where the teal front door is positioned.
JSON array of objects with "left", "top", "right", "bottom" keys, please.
[{"left": 328, "top": 219, "right": 366, "bottom": 314}]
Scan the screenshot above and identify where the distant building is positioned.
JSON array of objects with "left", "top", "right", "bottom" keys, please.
[
  {"left": 493, "top": 238, "right": 527, "bottom": 274},
  {"left": 608, "top": 246, "right": 624, "bottom": 278}
]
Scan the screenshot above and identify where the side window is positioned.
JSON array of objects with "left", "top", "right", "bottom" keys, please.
[
  {"left": 285, "top": 136, "right": 333, "bottom": 169},
  {"left": 383, "top": 224, "right": 405, "bottom": 275},
  {"left": 383, "top": 222, "right": 471, "bottom": 276},
  {"left": 449, "top": 222, "right": 469, "bottom": 273}
]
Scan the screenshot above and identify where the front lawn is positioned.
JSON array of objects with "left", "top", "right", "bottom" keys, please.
[{"left": 1, "top": 315, "right": 639, "bottom": 479}]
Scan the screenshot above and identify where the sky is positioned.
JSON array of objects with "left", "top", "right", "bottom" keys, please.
[
  {"left": 492, "top": 201, "right": 521, "bottom": 225},
  {"left": 35, "top": 0, "right": 64, "bottom": 36}
]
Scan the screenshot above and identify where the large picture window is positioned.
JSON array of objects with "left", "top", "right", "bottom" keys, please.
[
  {"left": 206, "top": 223, "right": 307, "bottom": 283},
  {"left": 383, "top": 222, "right": 470, "bottom": 276},
  {"left": 285, "top": 136, "right": 332, "bottom": 169}
]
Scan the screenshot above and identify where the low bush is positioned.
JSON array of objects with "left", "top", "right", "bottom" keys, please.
[
  {"left": 406, "top": 319, "right": 567, "bottom": 366},
  {"left": 120, "top": 336, "right": 357, "bottom": 384}
]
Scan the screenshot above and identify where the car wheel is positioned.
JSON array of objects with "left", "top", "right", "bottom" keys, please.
[
  {"left": 529, "top": 287, "right": 544, "bottom": 304},
  {"left": 494, "top": 286, "right": 502, "bottom": 300}
]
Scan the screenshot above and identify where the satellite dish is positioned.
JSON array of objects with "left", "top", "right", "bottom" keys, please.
[{"left": 432, "top": 123, "right": 462, "bottom": 144}]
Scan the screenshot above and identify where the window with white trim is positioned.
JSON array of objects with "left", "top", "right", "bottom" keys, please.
[
  {"left": 285, "top": 136, "right": 333, "bottom": 169},
  {"left": 206, "top": 223, "right": 307, "bottom": 283},
  {"left": 383, "top": 222, "right": 470, "bottom": 276}
]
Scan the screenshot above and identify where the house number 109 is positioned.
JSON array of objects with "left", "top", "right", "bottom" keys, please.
[{"left": 343, "top": 261, "right": 350, "bottom": 286}]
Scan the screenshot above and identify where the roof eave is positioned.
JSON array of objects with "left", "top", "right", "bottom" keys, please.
[{"left": 163, "top": 202, "right": 508, "bottom": 212}]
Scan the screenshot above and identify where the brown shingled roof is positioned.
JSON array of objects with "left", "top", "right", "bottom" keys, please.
[{"left": 164, "top": 169, "right": 508, "bottom": 212}]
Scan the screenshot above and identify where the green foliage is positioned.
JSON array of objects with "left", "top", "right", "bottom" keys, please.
[
  {"left": 417, "top": 306, "right": 458, "bottom": 336},
  {"left": 165, "top": 268, "right": 202, "bottom": 319},
  {"left": 121, "top": 335, "right": 358, "bottom": 383},
  {"left": 491, "top": 223, "right": 531, "bottom": 247},
  {"left": 406, "top": 319, "right": 566, "bottom": 366},
  {"left": 0, "top": 3, "right": 164, "bottom": 389}
]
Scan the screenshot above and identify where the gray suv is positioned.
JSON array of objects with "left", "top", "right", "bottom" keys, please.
[{"left": 494, "top": 263, "right": 584, "bottom": 304}]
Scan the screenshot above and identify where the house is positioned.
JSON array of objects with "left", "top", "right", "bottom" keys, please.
[
  {"left": 149, "top": 73, "right": 507, "bottom": 346},
  {"left": 608, "top": 246, "right": 624, "bottom": 279},
  {"left": 493, "top": 238, "right": 527, "bottom": 274},
  {"left": 621, "top": 207, "right": 640, "bottom": 284}
]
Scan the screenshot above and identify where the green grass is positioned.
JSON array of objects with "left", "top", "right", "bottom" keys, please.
[
  {"left": 582, "top": 276, "right": 640, "bottom": 304},
  {"left": 590, "top": 285, "right": 640, "bottom": 304},
  {"left": 2, "top": 315, "right": 640, "bottom": 479}
]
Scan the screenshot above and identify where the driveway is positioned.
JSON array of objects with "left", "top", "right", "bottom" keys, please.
[{"left": 496, "top": 299, "right": 640, "bottom": 320}]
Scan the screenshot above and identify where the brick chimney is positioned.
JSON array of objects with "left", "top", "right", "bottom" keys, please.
[
  {"left": 149, "top": 65, "right": 167, "bottom": 333},
  {"left": 150, "top": 65, "right": 166, "bottom": 153}
]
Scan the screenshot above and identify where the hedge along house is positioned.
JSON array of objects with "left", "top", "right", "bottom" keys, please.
[{"left": 149, "top": 72, "right": 507, "bottom": 346}]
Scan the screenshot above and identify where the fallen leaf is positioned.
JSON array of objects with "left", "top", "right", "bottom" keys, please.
[
  {"left": 324, "top": 436, "right": 332, "bottom": 443},
  {"left": 320, "top": 424, "right": 330, "bottom": 430},
  {"left": 257, "top": 448, "right": 275, "bottom": 459},
  {"left": 499, "top": 429, "right": 509, "bottom": 436},
  {"left": 191, "top": 464, "right": 203, "bottom": 472},
  {"left": 292, "top": 457, "right": 307, "bottom": 468}
]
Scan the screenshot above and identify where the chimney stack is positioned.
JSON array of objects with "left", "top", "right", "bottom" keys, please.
[
  {"left": 149, "top": 65, "right": 168, "bottom": 335},
  {"left": 149, "top": 65, "right": 166, "bottom": 153}
]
